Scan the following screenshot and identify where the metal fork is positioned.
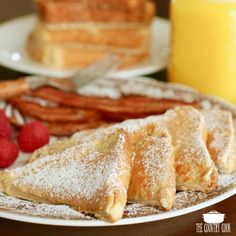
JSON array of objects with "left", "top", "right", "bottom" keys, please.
[{"left": 0, "top": 54, "right": 120, "bottom": 100}]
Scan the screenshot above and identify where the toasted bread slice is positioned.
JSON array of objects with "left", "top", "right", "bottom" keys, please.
[
  {"left": 35, "top": 0, "right": 156, "bottom": 24},
  {"left": 33, "top": 20, "right": 151, "bottom": 49},
  {"left": 74, "top": 118, "right": 176, "bottom": 210},
  {"left": 202, "top": 109, "right": 236, "bottom": 173},
  {"left": 164, "top": 106, "right": 218, "bottom": 192},
  {"left": 27, "top": 33, "right": 148, "bottom": 69},
  {"left": 0, "top": 129, "right": 132, "bottom": 222},
  {"left": 28, "top": 138, "right": 79, "bottom": 163},
  {"left": 28, "top": 106, "right": 218, "bottom": 194},
  {"left": 126, "top": 124, "right": 175, "bottom": 210},
  {"left": 35, "top": 0, "right": 147, "bottom": 10}
]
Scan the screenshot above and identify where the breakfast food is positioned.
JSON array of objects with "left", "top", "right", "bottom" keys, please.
[
  {"left": 0, "top": 128, "right": 132, "bottom": 222},
  {"left": 42, "top": 117, "right": 176, "bottom": 210},
  {"left": 28, "top": 0, "right": 156, "bottom": 69},
  {"left": 25, "top": 107, "right": 218, "bottom": 210},
  {"left": 1, "top": 78, "right": 236, "bottom": 223},
  {"left": 96, "top": 120, "right": 176, "bottom": 210},
  {"left": 202, "top": 109, "right": 236, "bottom": 174},
  {"left": 35, "top": 0, "right": 155, "bottom": 24},
  {"left": 28, "top": 138, "right": 80, "bottom": 163},
  {"left": 127, "top": 124, "right": 175, "bottom": 210},
  {"left": 9, "top": 96, "right": 101, "bottom": 123},
  {"left": 27, "top": 34, "right": 149, "bottom": 69},
  {"left": 8, "top": 85, "right": 196, "bottom": 136},
  {"left": 164, "top": 106, "right": 218, "bottom": 192},
  {"left": 33, "top": 21, "right": 150, "bottom": 48},
  {"left": 19, "top": 118, "right": 176, "bottom": 211}
]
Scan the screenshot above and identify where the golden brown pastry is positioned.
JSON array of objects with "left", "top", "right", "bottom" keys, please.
[
  {"left": 202, "top": 109, "right": 236, "bottom": 173},
  {"left": 0, "top": 128, "right": 132, "bottom": 222},
  {"left": 74, "top": 119, "right": 176, "bottom": 210},
  {"left": 28, "top": 138, "right": 79, "bottom": 163},
  {"left": 164, "top": 106, "right": 218, "bottom": 192},
  {"left": 127, "top": 124, "right": 175, "bottom": 210}
]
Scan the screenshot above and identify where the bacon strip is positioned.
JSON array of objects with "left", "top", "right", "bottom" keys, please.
[
  {"left": 7, "top": 87, "right": 200, "bottom": 136},
  {"left": 7, "top": 105, "right": 105, "bottom": 136},
  {"left": 30, "top": 87, "right": 198, "bottom": 115},
  {"left": 47, "top": 121, "right": 106, "bottom": 136},
  {"left": 9, "top": 97, "right": 101, "bottom": 123}
]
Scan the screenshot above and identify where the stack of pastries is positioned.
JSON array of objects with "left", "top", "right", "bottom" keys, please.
[
  {"left": 1, "top": 106, "right": 235, "bottom": 222},
  {"left": 27, "top": 0, "right": 156, "bottom": 69}
]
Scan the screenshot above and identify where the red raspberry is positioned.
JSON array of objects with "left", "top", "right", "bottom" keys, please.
[
  {"left": 17, "top": 121, "right": 50, "bottom": 153},
  {"left": 0, "top": 139, "right": 19, "bottom": 168},
  {"left": 0, "top": 109, "right": 12, "bottom": 140}
]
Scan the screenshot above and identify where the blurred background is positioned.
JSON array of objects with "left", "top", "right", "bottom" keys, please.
[
  {"left": 0, "top": 0, "right": 169, "bottom": 80},
  {"left": 0, "top": 0, "right": 169, "bottom": 22}
]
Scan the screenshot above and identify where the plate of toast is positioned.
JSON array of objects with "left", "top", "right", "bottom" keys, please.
[
  {"left": 0, "top": 77, "right": 236, "bottom": 226},
  {"left": 0, "top": 13, "right": 169, "bottom": 78}
]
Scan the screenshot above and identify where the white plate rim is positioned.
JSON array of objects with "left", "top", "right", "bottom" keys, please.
[
  {"left": 0, "top": 14, "right": 169, "bottom": 78},
  {"left": 0, "top": 187, "right": 235, "bottom": 227}
]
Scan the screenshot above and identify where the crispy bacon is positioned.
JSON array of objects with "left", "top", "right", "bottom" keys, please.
[
  {"left": 9, "top": 97, "right": 101, "bottom": 123},
  {"left": 30, "top": 87, "right": 198, "bottom": 115},
  {"left": 47, "top": 121, "right": 107, "bottom": 136},
  {"left": 6, "top": 86, "right": 200, "bottom": 136}
]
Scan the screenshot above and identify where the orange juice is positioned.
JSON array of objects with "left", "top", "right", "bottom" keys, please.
[{"left": 169, "top": 0, "right": 236, "bottom": 103}]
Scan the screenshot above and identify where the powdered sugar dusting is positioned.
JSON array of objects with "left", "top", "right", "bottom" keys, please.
[
  {"left": 124, "top": 203, "right": 161, "bottom": 217},
  {"left": 164, "top": 107, "right": 217, "bottom": 190},
  {"left": 3, "top": 130, "right": 130, "bottom": 212},
  {"left": 1, "top": 78, "right": 236, "bottom": 222},
  {"left": 218, "top": 174, "right": 236, "bottom": 187},
  {"left": 202, "top": 109, "right": 235, "bottom": 172},
  {"left": 141, "top": 132, "right": 173, "bottom": 185},
  {"left": 79, "top": 77, "right": 236, "bottom": 120},
  {"left": 0, "top": 172, "right": 235, "bottom": 220},
  {"left": 78, "top": 78, "right": 199, "bottom": 103},
  {"left": 0, "top": 193, "right": 90, "bottom": 220}
]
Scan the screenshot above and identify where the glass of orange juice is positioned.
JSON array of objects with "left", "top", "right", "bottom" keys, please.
[{"left": 169, "top": 0, "right": 236, "bottom": 103}]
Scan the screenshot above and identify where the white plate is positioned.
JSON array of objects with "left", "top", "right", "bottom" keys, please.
[
  {"left": 0, "top": 185, "right": 236, "bottom": 227},
  {"left": 0, "top": 78, "right": 236, "bottom": 227},
  {"left": 0, "top": 15, "right": 169, "bottom": 78}
]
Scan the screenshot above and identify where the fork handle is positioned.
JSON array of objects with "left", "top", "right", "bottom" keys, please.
[{"left": 0, "top": 78, "right": 30, "bottom": 100}]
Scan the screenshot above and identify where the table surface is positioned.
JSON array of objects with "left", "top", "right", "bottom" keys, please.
[{"left": 0, "top": 1, "right": 235, "bottom": 235}]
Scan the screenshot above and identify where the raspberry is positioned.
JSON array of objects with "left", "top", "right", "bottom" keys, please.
[
  {"left": 0, "top": 139, "right": 19, "bottom": 168},
  {"left": 0, "top": 109, "right": 12, "bottom": 140},
  {"left": 17, "top": 121, "right": 50, "bottom": 153}
]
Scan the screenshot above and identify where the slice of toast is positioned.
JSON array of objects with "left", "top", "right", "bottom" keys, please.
[
  {"left": 164, "top": 106, "right": 218, "bottom": 192},
  {"left": 35, "top": 0, "right": 156, "bottom": 24},
  {"left": 201, "top": 109, "right": 236, "bottom": 173},
  {"left": 29, "top": 106, "right": 218, "bottom": 194},
  {"left": 74, "top": 119, "right": 176, "bottom": 210},
  {"left": 0, "top": 128, "right": 132, "bottom": 222},
  {"left": 126, "top": 124, "right": 175, "bottom": 210},
  {"left": 27, "top": 33, "right": 148, "bottom": 69},
  {"left": 35, "top": 0, "right": 147, "bottom": 10},
  {"left": 28, "top": 138, "right": 80, "bottom": 163},
  {"left": 33, "top": 20, "right": 151, "bottom": 49}
]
